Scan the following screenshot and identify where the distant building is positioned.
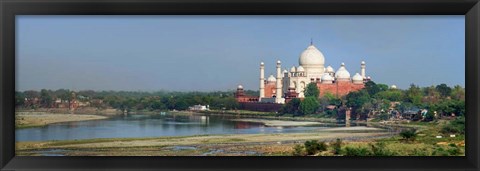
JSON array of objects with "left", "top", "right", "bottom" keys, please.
[
  {"left": 233, "top": 85, "right": 259, "bottom": 102},
  {"left": 189, "top": 105, "right": 209, "bottom": 111}
]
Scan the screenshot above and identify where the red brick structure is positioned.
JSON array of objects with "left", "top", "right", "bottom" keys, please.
[
  {"left": 284, "top": 86, "right": 299, "bottom": 103},
  {"left": 264, "top": 82, "right": 276, "bottom": 98},
  {"left": 234, "top": 85, "right": 259, "bottom": 102},
  {"left": 317, "top": 80, "right": 365, "bottom": 98},
  {"left": 238, "top": 102, "right": 283, "bottom": 112}
]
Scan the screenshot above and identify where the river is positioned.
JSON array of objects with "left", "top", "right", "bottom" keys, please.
[{"left": 15, "top": 113, "right": 370, "bottom": 142}]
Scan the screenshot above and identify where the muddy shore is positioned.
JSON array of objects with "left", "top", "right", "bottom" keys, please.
[
  {"left": 15, "top": 112, "right": 110, "bottom": 128},
  {"left": 16, "top": 130, "right": 394, "bottom": 156}
]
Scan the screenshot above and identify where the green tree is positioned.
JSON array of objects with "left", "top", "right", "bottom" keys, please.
[
  {"left": 436, "top": 84, "right": 452, "bottom": 98},
  {"left": 345, "top": 90, "right": 371, "bottom": 110},
  {"left": 400, "top": 129, "right": 417, "bottom": 142},
  {"left": 59, "top": 89, "right": 74, "bottom": 109},
  {"left": 405, "top": 84, "right": 422, "bottom": 106},
  {"left": 365, "top": 81, "right": 381, "bottom": 96},
  {"left": 345, "top": 90, "right": 371, "bottom": 120},
  {"left": 377, "top": 84, "right": 389, "bottom": 92},
  {"left": 279, "top": 98, "right": 301, "bottom": 115},
  {"left": 304, "top": 82, "right": 320, "bottom": 98},
  {"left": 15, "top": 91, "right": 26, "bottom": 107},
  {"left": 300, "top": 97, "right": 320, "bottom": 115},
  {"left": 451, "top": 85, "right": 465, "bottom": 101},
  {"left": 24, "top": 90, "right": 40, "bottom": 99},
  {"left": 304, "top": 140, "right": 327, "bottom": 155},
  {"left": 223, "top": 97, "right": 239, "bottom": 110},
  {"left": 375, "top": 90, "right": 403, "bottom": 102},
  {"left": 422, "top": 86, "right": 440, "bottom": 104},
  {"left": 40, "top": 89, "right": 53, "bottom": 108}
]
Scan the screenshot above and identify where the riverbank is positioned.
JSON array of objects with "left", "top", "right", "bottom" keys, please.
[
  {"left": 16, "top": 129, "right": 392, "bottom": 156},
  {"left": 17, "top": 107, "right": 122, "bottom": 115},
  {"left": 229, "top": 119, "right": 325, "bottom": 127},
  {"left": 15, "top": 112, "right": 110, "bottom": 128},
  {"left": 192, "top": 110, "right": 338, "bottom": 123}
]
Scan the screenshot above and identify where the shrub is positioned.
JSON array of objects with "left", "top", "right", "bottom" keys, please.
[
  {"left": 371, "top": 142, "right": 397, "bottom": 156},
  {"left": 447, "top": 144, "right": 461, "bottom": 156},
  {"left": 344, "top": 146, "right": 372, "bottom": 156},
  {"left": 400, "top": 129, "right": 417, "bottom": 142},
  {"left": 412, "top": 148, "right": 430, "bottom": 156},
  {"left": 325, "top": 110, "right": 337, "bottom": 118},
  {"left": 441, "top": 117, "right": 465, "bottom": 135},
  {"left": 304, "top": 140, "right": 328, "bottom": 155},
  {"left": 331, "top": 138, "right": 343, "bottom": 155},
  {"left": 432, "top": 147, "right": 450, "bottom": 156},
  {"left": 441, "top": 125, "right": 462, "bottom": 135},
  {"left": 292, "top": 144, "right": 306, "bottom": 156}
]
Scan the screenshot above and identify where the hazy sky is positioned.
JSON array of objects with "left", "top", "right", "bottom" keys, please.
[{"left": 16, "top": 15, "right": 465, "bottom": 91}]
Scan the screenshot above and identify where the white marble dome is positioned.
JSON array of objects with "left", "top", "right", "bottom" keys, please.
[
  {"left": 321, "top": 73, "right": 334, "bottom": 81},
  {"left": 297, "top": 66, "right": 305, "bottom": 72},
  {"left": 326, "top": 65, "right": 335, "bottom": 73},
  {"left": 237, "top": 85, "right": 243, "bottom": 89},
  {"left": 267, "top": 75, "right": 276, "bottom": 82},
  {"left": 335, "top": 63, "right": 351, "bottom": 80},
  {"left": 290, "top": 66, "right": 296, "bottom": 72},
  {"left": 352, "top": 73, "right": 363, "bottom": 84},
  {"left": 299, "top": 45, "right": 325, "bottom": 67},
  {"left": 391, "top": 85, "right": 397, "bottom": 89},
  {"left": 283, "top": 69, "right": 288, "bottom": 74}
]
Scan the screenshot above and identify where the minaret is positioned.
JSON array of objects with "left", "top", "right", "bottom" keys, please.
[
  {"left": 259, "top": 62, "right": 265, "bottom": 99},
  {"left": 361, "top": 61, "right": 366, "bottom": 79},
  {"left": 275, "top": 60, "right": 283, "bottom": 103}
]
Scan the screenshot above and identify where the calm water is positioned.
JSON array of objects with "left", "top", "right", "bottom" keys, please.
[{"left": 16, "top": 113, "right": 345, "bottom": 142}]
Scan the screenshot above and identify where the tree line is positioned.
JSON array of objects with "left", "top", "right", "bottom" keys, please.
[
  {"left": 279, "top": 81, "right": 465, "bottom": 121},
  {"left": 15, "top": 89, "right": 259, "bottom": 112}
]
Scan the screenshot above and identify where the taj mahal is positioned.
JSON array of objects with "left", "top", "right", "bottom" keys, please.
[{"left": 235, "top": 42, "right": 371, "bottom": 105}]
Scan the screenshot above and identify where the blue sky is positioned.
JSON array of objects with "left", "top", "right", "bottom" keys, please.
[{"left": 16, "top": 15, "right": 465, "bottom": 91}]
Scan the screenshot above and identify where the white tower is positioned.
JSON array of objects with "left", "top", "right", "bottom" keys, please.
[
  {"left": 275, "top": 60, "right": 283, "bottom": 103},
  {"left": 361, "top": 61, "right": 366, "bottom": 79},
  {"left": 259, "top": 62, "right": 265, "bottom": 99}
]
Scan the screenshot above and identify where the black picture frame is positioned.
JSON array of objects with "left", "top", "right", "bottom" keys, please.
[{"left": 1, "top": 0, "right": 479, "bottom": 170}]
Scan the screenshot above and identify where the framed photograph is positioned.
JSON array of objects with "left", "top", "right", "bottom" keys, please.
[{"left": 1, "top": 0, "right": 479, "bottom": 170}]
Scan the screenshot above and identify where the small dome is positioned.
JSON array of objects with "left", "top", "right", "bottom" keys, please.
[
  {"left": 391, "top": 85, "right": 397, "bottom": 89},
  {"left": 260, "top": 62, "right": 264, "bottom": 66},
  {"left": 290, "top": 66, "right": 296, "bottom": 72},
  {"left": 277, "top": 60, "right": 281, "bottom": 64},
  {"left": 335, "top": 63, "right": 351, "bottom": 80},
  {"left": 352, "top": 73, "right": 363, "bottom": 81},
  {"left": 321, "top": 73, "right": 334, "bottom": 81},
  {"left": 326, "top": 66, "right": 335, "bottom": 73},
  {"left": 267, "top": 75, "right": 276, "bottom": 82},
  {"left": 283, "top": 69, "right": 288, "bottom": 74},
  {"left": 237, "top": 85, "right": 243, "bottom": 89},
  {"left": 361, "top": 61, "right": 366, "bottom": 65},
  {"left": 299, "top": 45, "right": 325, "bottom": 67},
  {"left": 297, "top": 66, "right": 305, "bottom": 72},
  {"left": 352, "top": 73, "right": 363, "bottom": 84}
]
